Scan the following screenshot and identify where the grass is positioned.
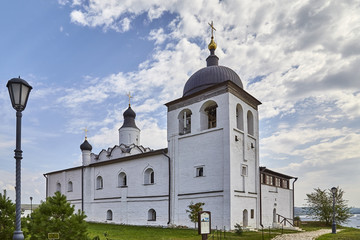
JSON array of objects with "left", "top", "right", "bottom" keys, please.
[
  {"left": 298, "top": 221, "right": 360, "bottom": 240},
  {"left": 315, "top": 227, "right": 360, "bottom": 240},
  {"left": 86, "top": 222, "right": 296, "bottom": 240},
  {"left": 300, "top": 221, "right": 332, "bottom": 231}
]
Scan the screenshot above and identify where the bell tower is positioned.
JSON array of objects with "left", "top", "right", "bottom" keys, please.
[{"left": 166, "top": 22, "right": 261, "bottom": 230}]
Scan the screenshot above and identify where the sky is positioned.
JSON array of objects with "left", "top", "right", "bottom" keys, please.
[{"left": 0, "top": 0, "right": 359, "bottom": 208}]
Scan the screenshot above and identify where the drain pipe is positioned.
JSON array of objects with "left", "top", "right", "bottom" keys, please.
[
  {"left": 43, "top": 174, "right": 48, "bottom": 198},
  {"left": 292, "top": 177, "right": 298, "bottom": 223},
  {"left": 259, "top": 167, "right": 266, "bottom": 228},
  {"left": 81, "top": 166, "right": 84, "bottom": 212},
  {"left": 162, "top": 149, "right": 171, "bottom": 225}
]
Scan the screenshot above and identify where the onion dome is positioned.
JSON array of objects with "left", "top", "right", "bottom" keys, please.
[
  {"left": 183, "top": 34, "right": 243, "bottom": 97},
  {"left": 120, "top": 106, "right": 139, "bottom": 129},
  {"left": 80, "top": 139, "right": 92, "bottom": 151}
]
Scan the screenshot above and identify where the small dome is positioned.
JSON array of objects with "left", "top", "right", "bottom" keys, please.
[
  {"left": 80, "top": 139, "right": 92, "bottom": 151},
  {"left": 183, "top": 65, "right": 243, "bottom": 97},
  {"left": 120, "top": 106, "right": 139, "bottom": 129},
  {"left": 123, "top": 106, "right": 136, "bottom": 118}
]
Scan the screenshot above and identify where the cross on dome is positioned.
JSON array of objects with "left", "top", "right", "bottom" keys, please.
[
  {"left": 208, "top": 21, "right": 216, "bottom": 38},
  {"left": 83, "top": 127, "right": 88, "bottom": 140},
  {"left": 208, "top": 21, "right": 217, "bottom": 50},
  {"left": 127, "top": 92, "right": 133, "bottom": 107}
]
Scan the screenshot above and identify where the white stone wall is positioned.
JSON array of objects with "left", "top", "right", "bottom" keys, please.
[
  {"left": 84, "top": 153, "right": 169, "bottom": 225},
  {"left": 167, "top": 93, "right": 232, "bottom": 229},
  {"left": 228, "top": 92, "right": 260, "bottom": 229},
  {"left": 261, "top": 184, "right": 294, "bottom": 227},
  {"left": 119, "top": 127, "right": 140, "bottom": 146},
  {"left": 47, "top": 153, "right": 169, "bottom": 226}
]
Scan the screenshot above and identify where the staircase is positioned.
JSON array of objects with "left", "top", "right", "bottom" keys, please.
[{"left": 273, "top": 214, "right": 303, "bottom": 231}]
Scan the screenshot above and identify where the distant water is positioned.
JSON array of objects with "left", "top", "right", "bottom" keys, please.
[{"left": 299, "top": 214, "right": 360, "bottom": 228}]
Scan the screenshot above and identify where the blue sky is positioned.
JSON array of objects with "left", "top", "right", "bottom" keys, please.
[{"left": 1, "top": 0, "right": 359, "bottom": 207}]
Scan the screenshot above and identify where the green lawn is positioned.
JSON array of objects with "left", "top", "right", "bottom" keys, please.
[
  {"left": 315, "top": 227, "right": 360, "bottom": 240},
  {"left": 86, "top": 222, "right": 292, "bottom": 240},
  {"left": 299, "top": 221, "right": 360, "bottom": 240}
]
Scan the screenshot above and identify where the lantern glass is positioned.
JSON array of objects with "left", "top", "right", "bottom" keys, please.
[
  {"left": 7, "top": 77, "right": 32, "bottom": 112},
  {"left": 21, "top": 84, "right": 30, "bottom": 106},
  {"left": 331, "top": 187, "right": 337, "bottom": 195}
]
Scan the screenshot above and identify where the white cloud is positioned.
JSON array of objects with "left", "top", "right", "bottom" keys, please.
[
  {"left": 70, "top": 10, "right": 88, "bottom": 26},
  {"left": 148, "top": 28, "right": 167, "bottom": 45}
]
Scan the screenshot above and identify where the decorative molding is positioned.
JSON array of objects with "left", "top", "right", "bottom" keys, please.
[
  {"left": 178, "top": 190, "right": 223, "bottom": 196},
  {"left": 94, "top": 196, "right": 121, "bottom": 201},
  {"left": 127, "top": 195, "right": 169, "bottom": 199}
]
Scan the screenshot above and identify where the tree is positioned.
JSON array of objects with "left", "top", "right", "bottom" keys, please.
[
  {"left": 186, "top": 202, "right": 205, "bottom": 228},
  {"left": 306, "top": 187, "right": 352, "bottom": 225},
  {"left": 0, "top": 190, "right": 15, "bottom": 240},
  {"left": 25, "top": 192, "right": 88, "bottom": 240}
]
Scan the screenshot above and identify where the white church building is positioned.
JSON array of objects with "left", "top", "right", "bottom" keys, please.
[{"left": 44, "top": 33, "right": 297, "bottom": 230}]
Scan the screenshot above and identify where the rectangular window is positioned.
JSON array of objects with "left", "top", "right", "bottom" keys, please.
[
  {"left": 196, "top": 167, "right": 204, "bottom": 177},
  {"left": 251, "top": 209, "right": 254, "bottom": 219},
  {"left": 269, "top": 176, "right": 274, "bottom": 186},
  {"left": 275, "top": 178, "right": 281, "bottom": 187},
  {"left": 266, "top": 175, "right": 270, "bottom": 185},
  {"left": 241, "top": 165, "right": 248, "bottom": 176},
  {"left": 282, "top": 179, "right": 289, "bottom": 189}
]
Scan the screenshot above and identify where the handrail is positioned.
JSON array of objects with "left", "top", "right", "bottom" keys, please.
[{"left": 276, "top": 213, "right": 294, "bottom": 227}]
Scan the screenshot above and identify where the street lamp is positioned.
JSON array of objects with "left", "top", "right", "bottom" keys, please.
[
  {"left": 30, "top": 197, "right": 33, "bottom": 218},
  {"left": 7, "top": 77, "right": 32, "bottom": 240},
  {"left": 331, "top": 187, "right": 337, "bottom": 234}
]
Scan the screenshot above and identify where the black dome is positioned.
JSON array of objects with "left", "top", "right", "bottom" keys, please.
[
  {"left": 80, "top": 139, "right": 92, "bottom": 151},
  {"left": 183, "top": 65, "right": 243, "bottom": 97},
  {"left": 123, "top": 106, "right": 136, "bottom": 118},
  {"left": 120, "top": 106, "right": 139, "bottom": 129}
]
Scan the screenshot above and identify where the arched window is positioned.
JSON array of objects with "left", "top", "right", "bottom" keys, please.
[
  {"left": 118, "top": 172, "right": 127, "bottom": 187},
  {"left": 107, "top": 210, "right": 113, "bottom": 220},
  {"left": 67, "top": 181, "right": 73, "bottom": 192},
  {"left": 148, "top": 209, "right": 156, "bottom": 221},
  {"left": 236, "top": 104, "right": 244, "bottom": 130},
  {"left": 96, "top": 176, "right": 103, "bottom": 189},
  {"left": 247, "top": 111, "right": 254, "bottom": 136},
  {"left": 200, "top": 100, "right": 218, "bottom": 130},
  {"left": 243, "top": 209, "right": 248, "bottom": 227},
  {"left": 144, "top": 168, "right": 154, "bottom": 185},
  {"left": 56, "top": 183, "right": 61, "bottom": 193},
  {"left": 178, "top": 109, "right": 192, "bottom": 135},
  {"left": 273, "top": 208, "right": 277, "bottom": 223}
]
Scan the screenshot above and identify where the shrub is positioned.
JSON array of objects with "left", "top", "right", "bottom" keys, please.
[{"left": 234, "top": 223, "right": 243, "bottom": 235}]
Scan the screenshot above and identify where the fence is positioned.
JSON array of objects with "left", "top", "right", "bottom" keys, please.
[{"left": 207, "top": 226, "right": 287, "bottom": 240}]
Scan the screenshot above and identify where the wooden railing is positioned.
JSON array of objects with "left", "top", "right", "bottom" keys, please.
[{"left": 276, "top": 214, "right": 294, "bottom": 227}]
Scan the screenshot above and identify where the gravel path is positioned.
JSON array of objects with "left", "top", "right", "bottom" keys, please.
[{"left": 272, "top": 229, "right": 334, "bottom": 240}]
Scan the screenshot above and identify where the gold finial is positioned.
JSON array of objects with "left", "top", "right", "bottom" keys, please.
[
  {"left": 208, "top": 21, "right": 217, "bottom": 50},
  {"left": 83, "top": 127, "right": 88, "bottom": 140},
  {"left": 127, "top": 92, "right": 133, "bottom": 107}
]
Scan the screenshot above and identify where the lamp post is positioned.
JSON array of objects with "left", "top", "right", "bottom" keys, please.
[
  {"left": 331, "top": 187, "right": 337, "bottom": 234},
  {"left": 30, "top": 196, "right": 33, "bottom": 218},
  {"left": 7, "top": 77, "right": 32, "bottom": 240}
]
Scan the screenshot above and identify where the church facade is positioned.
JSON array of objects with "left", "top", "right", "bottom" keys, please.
[{"left": 44, "top": 34, "right": 297, "bottom": 230}]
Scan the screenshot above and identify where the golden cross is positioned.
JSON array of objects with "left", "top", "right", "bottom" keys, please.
[
  {"left": 127, "top": 92, "right": 133, "bottom": 106},
  {"left": 208, "top": 21, "right": 216, "bottom": 38},
  {"left": 84, "top": 127, "right": 88, "bottom": 140}
]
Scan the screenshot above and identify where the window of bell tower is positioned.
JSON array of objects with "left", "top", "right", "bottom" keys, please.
[
  {"left": 200, "top": 100, "right": 218, "bottom": 130},
  {"left": 236, "top": 104, "right": 244, "bottom": 130},
  {"left": 178, "top": 109, "right": 192, "bottom": 135}
]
